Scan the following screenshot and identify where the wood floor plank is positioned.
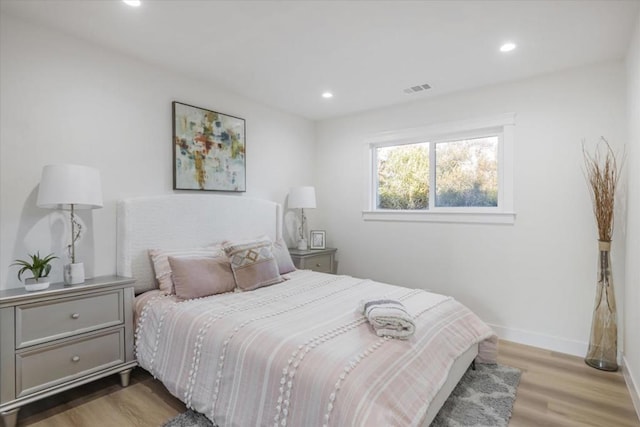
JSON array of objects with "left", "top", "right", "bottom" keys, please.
[
  {"left": 498, "top": 340, "right": 639, "bottom": 427},
  {"left": 9, "top": 340, "right": 639, "bottom": 426}
]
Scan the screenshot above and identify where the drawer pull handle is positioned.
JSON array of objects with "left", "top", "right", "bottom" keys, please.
[
  {"left": 71, "top": 313, "right": 80, "bottom": 319},
  {"left": 71, "top": 355, "right": 80, "bottom": 363},
  {"left": 316, "top": 263, "right": 322, "bottom": 267}
]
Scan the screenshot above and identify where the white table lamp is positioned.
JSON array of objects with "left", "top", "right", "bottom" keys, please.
[
  {"left": 289, "top": 186, "right": 316, "bottom": 250},
  {"left": 37, "top": 164, "right": 103, "bottom": 285}
]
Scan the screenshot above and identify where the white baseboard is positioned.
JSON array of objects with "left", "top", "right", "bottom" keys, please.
[
  {"left": 488, "top": 323, "right": 588, "bottom": 357},
  {"left": 623, "top": 356, "right": 640, "bottom": 422}
]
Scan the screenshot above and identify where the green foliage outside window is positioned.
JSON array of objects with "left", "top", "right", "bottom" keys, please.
[
  {"left": 435, "top": 138, "right": 498, "bottom": 207},
  {"left": 375, "top": 137, "right": 498, "bottom": 210},
  {"left": 377, "top": 143, "right": 429, "bottom": 209}
]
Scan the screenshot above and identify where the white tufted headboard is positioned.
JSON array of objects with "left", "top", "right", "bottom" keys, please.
[{"left": 116, "top": 194, "right": 282, "bottom": 294}]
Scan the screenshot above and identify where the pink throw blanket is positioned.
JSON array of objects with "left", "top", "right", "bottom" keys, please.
[{"left": 135, "top": 270, "right": 496, "bottom": 427}]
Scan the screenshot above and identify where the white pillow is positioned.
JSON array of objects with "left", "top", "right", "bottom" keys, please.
[{"left": 272, "top": 239, "right": 296, "bottom": 274}]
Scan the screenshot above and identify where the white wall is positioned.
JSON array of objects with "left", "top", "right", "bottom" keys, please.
[
  {"left": 315, "top": 62, "right": 627, "bottom": 356},
  {"left": 0, "top": 7, "right": 634, "bottom": 374},
  {"left": 0, "top": 14, "right": 316, "bottom": 289},
  {"left": 624, "top": 10, "right": 640, "bottom": 417}
]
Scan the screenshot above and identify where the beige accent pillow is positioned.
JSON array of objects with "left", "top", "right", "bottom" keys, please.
[
  {"left": 223, "top": 237, "right": 283, "bottom": 291},
  {"left": 222, "top": 236, "right": 296, "bottom": 275},
  {"left": 168, "top": 255, "right": 235, "bottom": 300},
  {"left": 149, "top": 246, "right": 224, "bottom": 294}
]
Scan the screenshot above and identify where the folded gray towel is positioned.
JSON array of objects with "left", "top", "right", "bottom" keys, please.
[{"left": 361, "top": 299, "right": 416, "bottom": 339}]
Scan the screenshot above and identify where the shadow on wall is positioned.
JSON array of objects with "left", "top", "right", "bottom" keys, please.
[
  {"left": 6, "top": 185, "right": 97, "bottom": 289},
  {"left": 282, "top": 193, "right": 303, "bottom": 249},
  {"left": 284, "top": 210, "right": 300, "bottom": 248}
]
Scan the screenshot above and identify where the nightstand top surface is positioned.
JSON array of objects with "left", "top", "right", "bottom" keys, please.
[
  {"left": 288, "top": 247, "right": 337, "bottom": 256},
  {"left": 0, "top": 275, "right": 134, "bottom": 304}
]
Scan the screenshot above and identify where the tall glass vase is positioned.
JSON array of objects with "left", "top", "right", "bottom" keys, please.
[{"left": 585, "top": 240, "right": 618, "bottom": 371}]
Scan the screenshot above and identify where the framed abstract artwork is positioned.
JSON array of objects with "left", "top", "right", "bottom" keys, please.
[{"left": 172, "top": 101, "right": 246, "bottom": 191}]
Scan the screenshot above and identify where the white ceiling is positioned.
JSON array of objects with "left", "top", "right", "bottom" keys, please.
[{"left": 1, "top": 0, "right": 639, "bottom": 120}]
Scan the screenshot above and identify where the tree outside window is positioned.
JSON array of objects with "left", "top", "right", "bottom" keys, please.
[
  {"left": 376, "top": 143, "right": 429, "bottom": 209},
  {"left": 435, "top": 137, "right": 498, "bottom": 207},
  {"left": 375, "top": 136, "right": 498, "bottom": 210}
]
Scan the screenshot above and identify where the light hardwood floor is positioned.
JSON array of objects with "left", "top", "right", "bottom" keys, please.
[
  {"left": 9, "top": 340, "right": 640, "bottom": 427},
  {"left": 497, "top": 341, "right": 639, "bottom": 427}
]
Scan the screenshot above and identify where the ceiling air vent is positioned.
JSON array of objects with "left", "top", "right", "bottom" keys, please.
[{"left": 403, "top": 83, "right": 431, "bottom": 94}]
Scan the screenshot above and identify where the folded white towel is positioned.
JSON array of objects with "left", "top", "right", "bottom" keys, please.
[{"left": 361, "top": 299, "right": 415, "bottom": 339}]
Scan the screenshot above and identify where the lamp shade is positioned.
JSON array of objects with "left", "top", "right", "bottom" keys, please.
[
  {"left": 37, "top": 164, "right": 103, "bottom": 210},
  {"left": 289, "top": 186, "right": 316, "bottom": 209}
]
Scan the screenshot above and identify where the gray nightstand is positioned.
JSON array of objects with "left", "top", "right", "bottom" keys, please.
[
  {"left": 0, "top": 276, "right": 137, "bottom": 427},
  {"left": 289, "top": 248, "right": 337, "bottom": 274}
]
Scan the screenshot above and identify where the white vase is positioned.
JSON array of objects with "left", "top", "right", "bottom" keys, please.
[
  {"left": 24, "top": 278, "right": 50, "bottom": 292},
  {"left": 64, "top": 262, "right": 85, "bottom": 285},
  {"left": 297, "top": 238, "right": 308, "bottom": 250}
]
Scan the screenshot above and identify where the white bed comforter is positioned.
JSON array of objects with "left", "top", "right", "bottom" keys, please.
[{"left": 135, "top": 270, "right": 496, "bottom": 427}]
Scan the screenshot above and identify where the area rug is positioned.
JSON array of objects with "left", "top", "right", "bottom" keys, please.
[
  {"left": 163, "top": 364, "right": 521, "bottom": 427},
  {"left": 430, "top": 363, "right": 521, "bottom": 427}
]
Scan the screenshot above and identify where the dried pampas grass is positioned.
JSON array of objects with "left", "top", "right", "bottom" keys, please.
[{"left": 583, "top": 137, "right": 624, "bottom": 242}]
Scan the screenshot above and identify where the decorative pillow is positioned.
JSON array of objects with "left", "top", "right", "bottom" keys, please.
[
  {"left": 149, "top": 246, "right": 224, "bottom": 294},
  {"left": 223, "top": 237, "right": 283, "bottom": 291},
  {"left": 272, "top": 239, "right": 296, "bottom": 274},
  {"left": 168, "top": 255, "right": 235, "bottom": 299}
]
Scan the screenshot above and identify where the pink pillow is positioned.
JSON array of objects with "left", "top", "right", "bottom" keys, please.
[
  {"left": 149, "top": 246, "right": 224, "bottom": 294},
  {"left": 168, "top": 255, "right": 235, "bottom": 299}
]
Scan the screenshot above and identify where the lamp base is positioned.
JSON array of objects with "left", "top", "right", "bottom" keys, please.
[
  {"left": 297, "top": 238, "right": 308, "bottom": 250},
  {"left": 64, "top": 262, "right": 85, "bottom": 285}
]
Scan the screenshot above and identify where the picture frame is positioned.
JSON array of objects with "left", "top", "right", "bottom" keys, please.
[
  {"left": 172, "top": 101, "right": 246, "bottom": 192},
  {"left": 310, "top": 230, "right": 326, "bottom": 250}
]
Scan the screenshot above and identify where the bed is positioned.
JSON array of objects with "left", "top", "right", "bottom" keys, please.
[{"left": 116, "top": 194, "right": 496, "bottom": 427}]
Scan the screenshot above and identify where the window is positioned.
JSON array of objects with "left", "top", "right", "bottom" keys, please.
[
  {"left": 364, "top": 114, "right": 515, "bottom": 224},
  {"left": 376, "top": 142, "right": 429, "bottom": 210}
]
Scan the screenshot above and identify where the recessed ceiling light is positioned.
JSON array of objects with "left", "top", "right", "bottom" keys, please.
[
  {"left": 123, "top": 0, "right": 141, "bottom": 7},
  {"left": 321, "top": 92, "right": 333, "bottom": 99},
  {"left": 500, "top": 42, "right": 517, "bottom": 53}
]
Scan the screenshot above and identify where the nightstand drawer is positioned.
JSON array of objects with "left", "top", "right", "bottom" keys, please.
[
  {"left": 16, "top": 290, "right": 123, "bottom": 349},
  {"left": 289, "top": 248, "right": 337, "bottom": 274},
  {"left": 16, "top": 329, "right": 124, "bottom": 397},
  {"left": 304, "top": 254, "right": 333, "bottom": 273}
]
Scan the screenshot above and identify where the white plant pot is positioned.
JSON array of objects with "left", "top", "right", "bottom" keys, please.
[{"left": 24, "top": 278, "right": 50, "bottom": 292}]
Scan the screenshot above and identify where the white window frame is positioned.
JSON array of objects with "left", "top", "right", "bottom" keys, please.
[{"left": 363, "top": 113, "right": 516, "bottom": 224}]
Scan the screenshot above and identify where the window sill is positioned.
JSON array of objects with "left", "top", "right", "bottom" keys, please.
[{"left": 362, "top": 210, "right": 516, "bottom": 225}]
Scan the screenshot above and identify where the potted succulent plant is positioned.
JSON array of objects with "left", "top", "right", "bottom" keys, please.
[{"left": 11, "top": 252, "right": 58, "bottom": 291}]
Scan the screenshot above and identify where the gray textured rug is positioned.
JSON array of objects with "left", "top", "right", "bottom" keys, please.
[
  {"left": 430, "top": 364, "right": 521, "bottom": 427},
  {"left": 163, "top": 364, "right": 521, "bottom": 427}
]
